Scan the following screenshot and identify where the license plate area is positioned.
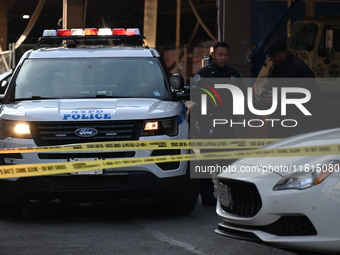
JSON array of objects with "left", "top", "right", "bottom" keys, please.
[{"left": 69, "top": 158, "right": 103, "bottom": 175}]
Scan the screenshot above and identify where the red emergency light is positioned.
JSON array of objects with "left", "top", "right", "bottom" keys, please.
[{"left": 57, "top": 29, "right": 71, "bottom": 36}]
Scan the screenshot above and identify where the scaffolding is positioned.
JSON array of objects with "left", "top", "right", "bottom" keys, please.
[{"left": 0, "top": 43, "right": 15, "bottom": 73}]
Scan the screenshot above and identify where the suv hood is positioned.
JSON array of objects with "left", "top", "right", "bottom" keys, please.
[{"left": 1, "top": 98, "right": 182, "bottom": 121}]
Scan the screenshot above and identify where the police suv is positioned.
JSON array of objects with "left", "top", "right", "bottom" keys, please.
[{"left": 0, "top": 28, "right": 197, "bottom": 217}]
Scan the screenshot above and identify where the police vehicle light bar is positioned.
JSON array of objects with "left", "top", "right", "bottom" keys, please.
[
  {"left": 42, "top": 27, "right": 141, "bottom": 37},
  {"left": 38, "top": 27, "right": 144, "bottom": 45}
]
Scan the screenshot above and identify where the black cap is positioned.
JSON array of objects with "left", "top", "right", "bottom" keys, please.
[{"left": 264, "top": 39, "right": 287, "bottom": 54}]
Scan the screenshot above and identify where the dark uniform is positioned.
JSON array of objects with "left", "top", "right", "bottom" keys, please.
[
  {"left": 193, "top": 62, "right": 246, "bottom": 139},
  {"left": 192, "top": 62, "right": 246, "bottom": 206},
  {"left": 267, "top": 52, "right": 314, "bottom": 78},
  {"left": 258, "top": 39, "right": 325, "bottom": 138},
  {"left": 197, "top": 62, "right": 242, "bottom": 78}
]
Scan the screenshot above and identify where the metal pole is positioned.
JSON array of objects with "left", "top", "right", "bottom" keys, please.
[
  {"left": 8, "top": 43, "right": 12, "bottom": 69},
  {"left": 222, "top": 0, "right": 226, "bottom": 42},
  {"left": 175, "top": 0, "right": 181, "bottom": 73},
  {"left": 184, "top": 44, "right": 187, "bottom": 81},
  {"left": 144, "top": 0, "right": 158, "bottom": 48},
  {"left": 83, "top": 0, "right": 87, "bottom": 27},
  {"left": 287, "top": 0, "right": 291, "bottom": 36},
  {"left": 11, "top": 43, "right": 15, "bottom": 69},
  {"left": 306, "top": 0, "right": 315, "bottom": 18},
  {"left": 63, "top": 0, "right": 67, "bottom": 29}
]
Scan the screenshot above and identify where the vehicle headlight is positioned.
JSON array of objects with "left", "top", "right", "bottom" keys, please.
[
  {"left": 0, "top": 120, "right": 32, "bottom": 139},
  {"left": 273, "top": 160, "right": 339, "bottom": 191},
  {"left": 142, "top": 117, "right": 178, "bottom": 136}
]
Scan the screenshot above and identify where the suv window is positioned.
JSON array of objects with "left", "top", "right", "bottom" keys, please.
[{"left": 14, "top": 57, "right": 169, "bottom": 99}]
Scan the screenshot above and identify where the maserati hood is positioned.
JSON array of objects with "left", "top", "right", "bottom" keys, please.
[{"left": 221, "top": 128, "right": 340, "bottom": 178}]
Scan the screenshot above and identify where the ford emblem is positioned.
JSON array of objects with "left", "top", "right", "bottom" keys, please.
[{"left": 74, "top": 127, "right": 99, "bottom": 137}]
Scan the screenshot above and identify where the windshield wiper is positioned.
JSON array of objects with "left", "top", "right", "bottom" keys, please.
[
  {"left": 31, "top": 96, "right": 59, "bottom": 99},
  {"left": 15, "top": 96, "right": 60, "bottom": 100},
  {"left": 16, "top": 95, "right": 131, "bottom": 100},
  {"left": 94, "top": 95, "right": 130, "bottom": 98}
]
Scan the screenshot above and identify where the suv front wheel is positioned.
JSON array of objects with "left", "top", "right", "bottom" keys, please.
[
  {"left": 156, "top": 165, "right": 200, "bottom": 215},
  {"left": 0, "top": 203, "right": 24, "bottom": 218}
]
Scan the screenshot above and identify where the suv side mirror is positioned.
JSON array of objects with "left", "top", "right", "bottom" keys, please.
[
  {"left": 0, "top": 70, "right": 12, "bottom": 95},
  {"left": 1, "top": 80, "right": 8, "bottom": 88},
  {"left": 170, "top": 74, "right": 190, "bottom": 100},
  {"left": 170, "top": 73, "right": 184, "bottom": 91}
]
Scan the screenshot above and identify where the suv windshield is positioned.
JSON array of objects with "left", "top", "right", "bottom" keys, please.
[{"left": 14, "top": 57, "right": 169, "bottom": 99}]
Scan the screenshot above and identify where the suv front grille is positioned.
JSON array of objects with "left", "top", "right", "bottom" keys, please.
[{"left": 30, "top": 121, "right": 143, "bottom": 146}]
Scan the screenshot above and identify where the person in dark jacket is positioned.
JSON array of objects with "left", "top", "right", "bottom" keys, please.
[
  {"left": 265, "top": 39, "right": 314, "bottom": 78},
  {"left": 191, "top": 42, "right": 246, "bottom": 206},
  {"left": 196, "top": 41, "right": 242, "bottom": 79},
  {"left": 256, "top": 39, "right": 325, "bottom": 138},
  {"left": 193, "top": 41, "right": 246, "bottom": 139}
]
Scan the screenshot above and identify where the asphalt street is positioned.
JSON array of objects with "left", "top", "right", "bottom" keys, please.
[{"left": 0, "top": 199, "right": 300, "bottom": 255}]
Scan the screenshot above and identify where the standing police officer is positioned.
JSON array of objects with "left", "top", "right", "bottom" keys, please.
[
  {"left": 264, "top": 39, "right": 314, "bottom": 78},
  {"left": 191, "top": 42, "right": 246, "bottom": 206},
  {"left": 256, "top": 39, "right": 325, "bottom": 138}
]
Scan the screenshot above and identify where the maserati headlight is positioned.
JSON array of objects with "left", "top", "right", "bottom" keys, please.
[
  {"left": 273, "top": 160, "right": 339, "bottom": 190},
  {"left": 142, "top": 117, "right": 178, "bottom": 136},
  {"left": 0, "top": 119, "right": 32, "bottom": 139}
]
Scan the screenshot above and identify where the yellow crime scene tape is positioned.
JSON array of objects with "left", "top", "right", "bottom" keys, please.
[
  {"left": 0, "top": 139, "right": 280, "bottom": 154},
  {"left": 0, "top": 139, "right": 340, "bottom": 179}
]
